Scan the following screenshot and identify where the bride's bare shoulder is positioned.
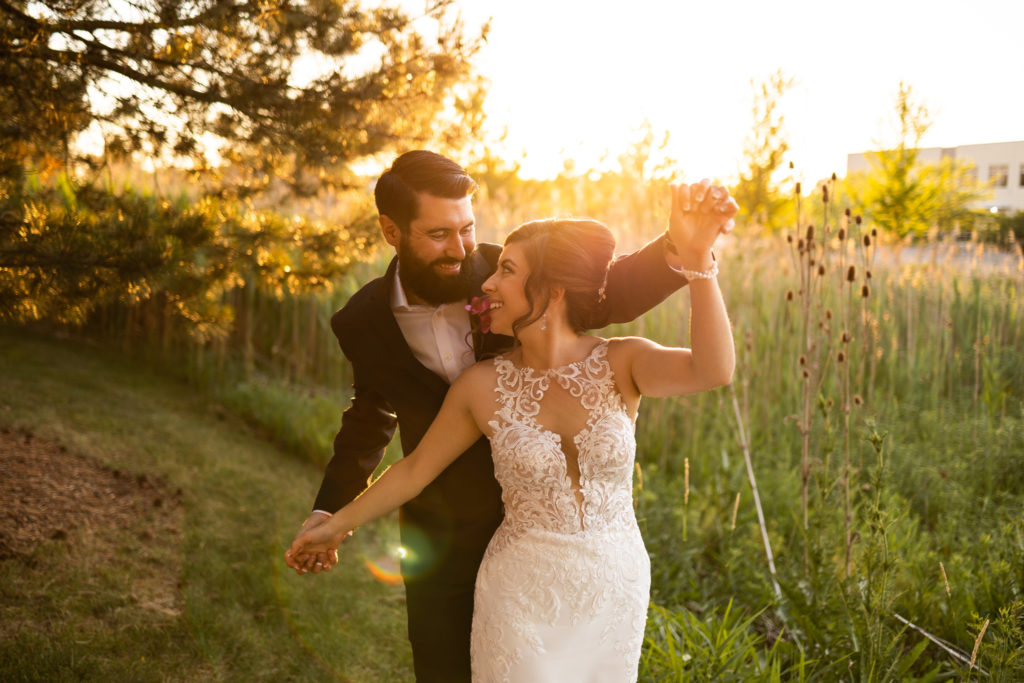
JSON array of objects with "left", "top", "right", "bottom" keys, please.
[
  {"left": 606, "top": 336, "right": 661, "bottom": 361},
  {"left": 451, "top": 358, "right": 500, "bottom": 394},
  {"left": 605, "top": 337, "right": 662, "bottom": 400}
]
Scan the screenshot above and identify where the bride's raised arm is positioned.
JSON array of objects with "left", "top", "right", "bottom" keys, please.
[
  {"left": 622, "top": 181, "right": 737, "bottom": 398},
  {"left": 287, "top": 370, "right": 485, "bottom": 561}
]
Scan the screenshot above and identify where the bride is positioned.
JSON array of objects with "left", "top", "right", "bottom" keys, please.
[{"left": 288, "top": 180, "right": 736, "bottom": 682}]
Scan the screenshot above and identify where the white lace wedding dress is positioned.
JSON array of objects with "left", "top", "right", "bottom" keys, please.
[{"left": 470, "top": 340, "right": 650, "bottom": 682}]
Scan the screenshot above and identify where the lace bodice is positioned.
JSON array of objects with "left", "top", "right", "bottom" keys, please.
[{"left": 486, "top": 340, "right": 637, "bottom": 550}]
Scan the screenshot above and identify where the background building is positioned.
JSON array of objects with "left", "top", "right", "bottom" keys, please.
[{"left": 847, "top": 140, "right": 1024, "bottom": 214}]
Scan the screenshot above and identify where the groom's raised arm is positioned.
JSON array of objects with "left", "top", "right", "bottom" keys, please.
[{"left": 601, "top": 233, "right": 687, "bottom": 325}]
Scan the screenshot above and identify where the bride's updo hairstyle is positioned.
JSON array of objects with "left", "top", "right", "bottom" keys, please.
[{"left": 503, "top": 218, "right": 616, "bottom": 338}]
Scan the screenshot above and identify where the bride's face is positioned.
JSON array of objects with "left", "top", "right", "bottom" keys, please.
[{"left": 481, "top": 242, "right": 533, "bottom": 336}]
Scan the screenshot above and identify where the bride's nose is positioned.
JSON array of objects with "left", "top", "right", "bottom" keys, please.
[{"left": 482, "top": 273, "right": 497, "bottom": 294}]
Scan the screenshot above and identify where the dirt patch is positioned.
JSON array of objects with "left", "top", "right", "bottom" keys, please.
[{"left": 0, "top": 425, "right": 183, "bottom": 562}]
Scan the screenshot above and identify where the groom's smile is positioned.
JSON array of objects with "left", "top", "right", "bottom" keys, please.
[{"left": 382, "top": 191, "right": 477, "bottom": 306}]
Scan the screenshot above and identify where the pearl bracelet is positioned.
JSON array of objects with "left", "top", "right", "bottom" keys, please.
[
  {"left": 680, "top": 259, "right": 719, "bottom": 281},
  {"left": 664, "top": 231, "right": 718, "bottom": 280},
  {"left": 663, "top": 230, "right": 718, "bottom": 280}
]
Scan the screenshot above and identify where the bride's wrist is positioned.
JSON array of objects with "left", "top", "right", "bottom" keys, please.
[
  {"left": 663, "top": 231, "right": 715, "bottom": 268},
  {"left": 667, "top": 247, "right": 717, "bottom": 279},
  {"left": 678, "top": 249, "right": 715, "bottom": 272}
]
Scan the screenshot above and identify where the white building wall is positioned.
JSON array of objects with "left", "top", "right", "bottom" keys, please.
[
  {"left": 959, "top": 141, "right": 1024, "bottom": 214},
  {"left": 846, "top": 140, "right": 1024, "bottom": 214}
]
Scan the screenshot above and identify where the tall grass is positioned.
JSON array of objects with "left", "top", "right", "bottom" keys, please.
[{"left": 616, "top": 193, "right": 1023, "bottom": 678}]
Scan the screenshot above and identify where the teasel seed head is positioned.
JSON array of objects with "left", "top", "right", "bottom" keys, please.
[
  {"left": 798, "top": 354, "right": 807, "bottom": 366},
  {"left": 842, "top": 330, "right": 851, "bottom": 343},
  {"left": 861, "top": 284, "right": 871, "bottom": 298},
  {"left": 825, "top": 309, "right": 833, "bottom": 319},
  {"left": 847, "top": 265, "right": 856, "bottom": 281},
  {"left": 822, "top": 185, "right": 829, "bottom": 203},
  {"left": 795, "top": 182, "right": 801, "bottom": 194},
  {"left": 853, "top": 395, "right": 863, "bottom": 406},
  {"left": 802, "top": 369, "right": 810, "bottom": 379},
  {"left": 866, "top": 269, "right": 872, "bottom": 279},
  {"left": 831, "top": 172, "right": 837, "bottom": 181},
  {"left": 786, "top": 290, "right": 795, "bottom": 301},
  {"left": 838, "top": 227, "right": 846, "bottom": 240},
  {"left": 806, "top": 224, "right": 815, "bottom": 241},
  {"left": 855, "top": 214, "right": 863, "bottom": 225},
  {"left": 863, "top": 234, "right": 871, "bottom": 247},
  {"left": 837, "top": 350, "right": 846, "bottom": 363},
  {"left": 818, "top": 264, "right": 826, "bottom": 276},
  {"left": 844, "top": 207, "right": 851, "bottom": 218}
]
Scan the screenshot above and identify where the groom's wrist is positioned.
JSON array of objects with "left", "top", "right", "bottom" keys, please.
[{"left": 307, "top": 510, "right": 333, "bottom": 525}]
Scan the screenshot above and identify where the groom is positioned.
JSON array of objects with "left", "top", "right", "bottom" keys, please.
[{"left": 286, "top": 150, "right": 697, "bottom": 682}]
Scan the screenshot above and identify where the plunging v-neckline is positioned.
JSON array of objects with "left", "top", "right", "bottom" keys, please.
[{"left": 491, "top": 340, "right": 617, "bottom": 527}]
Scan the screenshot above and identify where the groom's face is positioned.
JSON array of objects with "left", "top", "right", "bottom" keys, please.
[{"left": 386, "top": 191, "right": 476, "bottom": 306}]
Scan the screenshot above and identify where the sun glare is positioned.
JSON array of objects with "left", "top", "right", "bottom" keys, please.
[{"left": 459, "top": 0, "right": 1024, "bottom": 184}]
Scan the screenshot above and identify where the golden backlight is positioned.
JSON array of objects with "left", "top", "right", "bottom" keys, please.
[{"left": 443, "top": 0, "right": 1024, "bottom": 184}]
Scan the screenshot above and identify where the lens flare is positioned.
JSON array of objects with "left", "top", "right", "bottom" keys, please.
[{"left": 363, "top": 546, "right": 408, "bottom": 586}]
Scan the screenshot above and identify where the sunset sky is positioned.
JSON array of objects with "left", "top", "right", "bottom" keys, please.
[{"left": 450, "top": 0, "right": 1023, "bottom": 184}]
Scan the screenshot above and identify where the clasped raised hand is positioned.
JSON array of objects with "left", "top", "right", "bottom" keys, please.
[{"left": 668, "top": 179, "right": 739, "bottom": 269}]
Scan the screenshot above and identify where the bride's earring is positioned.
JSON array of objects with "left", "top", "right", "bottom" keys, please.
[{"left": 540, "top": 313, "right": 547, "bottom": 331}]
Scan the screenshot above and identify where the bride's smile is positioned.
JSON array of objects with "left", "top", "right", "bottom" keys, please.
[{"left": 480, "top": 243, "right": 533, "bottom": 336}]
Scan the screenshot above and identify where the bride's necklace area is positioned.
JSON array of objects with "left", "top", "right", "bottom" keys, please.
[{"left": 511, "top": 336, "right": 603, "bottom": 375}]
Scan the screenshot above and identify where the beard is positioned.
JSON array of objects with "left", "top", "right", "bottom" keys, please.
[{"left": 398, "top": 239, "right": 473, "bottom": 305}]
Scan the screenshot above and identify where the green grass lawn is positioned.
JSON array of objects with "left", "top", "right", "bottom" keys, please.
[{"left": 0, "top": 328, "right": 412, "bottom": 682}]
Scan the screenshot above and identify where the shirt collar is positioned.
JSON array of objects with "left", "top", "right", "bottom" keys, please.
[{"left": 390, "top": 262, "right": 414, "bottom": 310}]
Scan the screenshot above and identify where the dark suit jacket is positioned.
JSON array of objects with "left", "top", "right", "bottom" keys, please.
[{"left": 314, "top": 236, "right": 686, "bottom": 585}]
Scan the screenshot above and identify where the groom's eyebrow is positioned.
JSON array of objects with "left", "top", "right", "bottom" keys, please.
[
  {"left": 425, "top": 221, "right": 474, "bottom": 236},
  {"left": 431, "top": 221, "right": 474, "bottom": 231}
]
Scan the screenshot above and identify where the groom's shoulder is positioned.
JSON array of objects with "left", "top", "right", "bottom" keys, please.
[
  {"left": 477, "top": 242, "right": 501, "bottom": 266},
  {"left": 330, "top": 271, "right": 388, "bottom": 333}
]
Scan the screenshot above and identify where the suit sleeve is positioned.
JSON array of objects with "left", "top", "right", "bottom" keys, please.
[
  {"left": 602, "top": 233, "right": 688, "bottom": 325},
  {"left": 312, "top": 360, "right": 398, "bottom": 514}
]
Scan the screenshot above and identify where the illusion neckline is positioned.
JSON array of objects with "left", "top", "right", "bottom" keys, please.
[{"left": 500, "top": 338, "right": 608, "bottom": 376}]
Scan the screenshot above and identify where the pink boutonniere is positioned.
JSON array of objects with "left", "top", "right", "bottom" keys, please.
[{"left": 466, "top": 295, "right": 492, "bottom": 334}]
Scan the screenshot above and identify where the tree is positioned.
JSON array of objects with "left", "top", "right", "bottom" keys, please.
[
  {"left": 0, "top": 0, "right": 487, "bottom": 193},
  {"left": 731, "top": 69, "right": 795, "bottom": 232},
  {"left": 856, "top": 82, "right": 987, "bottom": 237}
]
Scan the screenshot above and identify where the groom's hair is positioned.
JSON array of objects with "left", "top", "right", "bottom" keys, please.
[
  {"left": 375, "top": 150, "right": 478, "bottom": 231},
  {"left": 504, "top": 219, "right": 616, "bottom": 336}
]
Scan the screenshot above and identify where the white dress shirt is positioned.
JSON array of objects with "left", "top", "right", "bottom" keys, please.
[{"left": 390, "top": 264, "right": 476, "bottom": 384}]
